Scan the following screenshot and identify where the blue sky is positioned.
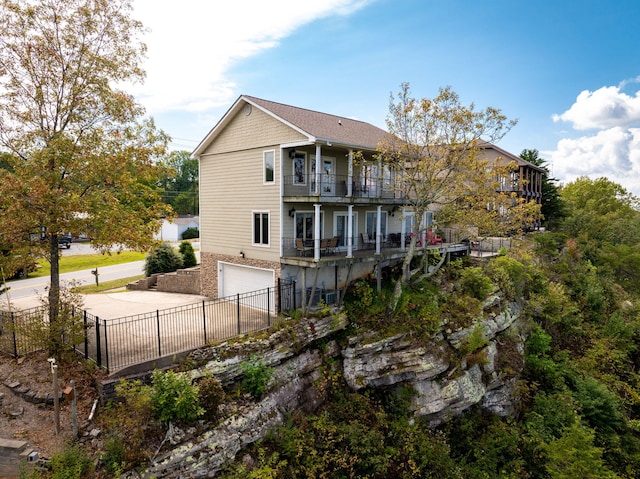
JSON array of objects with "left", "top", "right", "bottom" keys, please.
[{"left": 132, "top": 0, "right": 640, "bottom": 195}]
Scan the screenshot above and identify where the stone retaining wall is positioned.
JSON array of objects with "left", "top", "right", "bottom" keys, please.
[
  {"left": 0, "top": 438, "right": 35, "bottom": 479},
  {"left": 127, "top": 267, "right": 201, "bottom": 295}
]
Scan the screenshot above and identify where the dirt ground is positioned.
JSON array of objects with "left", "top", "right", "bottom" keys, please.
[{"left": 0, "top": 350, "right": 104, "bottom": 460}]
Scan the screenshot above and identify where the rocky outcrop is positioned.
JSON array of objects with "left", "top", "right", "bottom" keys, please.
[
  {"left": 143, "top": 348, "right": 331, "bottom": 478},
  {"left": 343, "top": 298, "right": 524, "bottom": 425},
  {"left": 134, "top": 298, "right": 526, "bottom": 478},
  {"left": 139, "top": 315, "right": 347, "bottom": 478}
]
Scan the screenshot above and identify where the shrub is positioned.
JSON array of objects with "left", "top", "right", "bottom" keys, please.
[
  {"left": 485, "top": 255, "right": 529, "bottom": 300},
  {"left": 198, "top": 376, "right": 225, "bottom": 422},
  {"left": 49, "top": 443, "right": 93, "bottom": 479},
  {"left": 101, "top": 435, "right": 126, "bottom": 476},
  {"left": 181, "top": 227, "right": 200, "bottom": 240},
  {"left": 179, "top": 241, "right": 197, "bottom": 268},
  {"left": 241, "top": 356, "right": 273, "bottom": 399},
  {"left": 151, "top": 369, "right": 204, "bottom": 423},
  {"left": 145, "top": 242, "right": 183, "bottom": 276},
  {"left": 99, "top": 379, "right": 155, "bottom": 469},
  {"left": 459, "top": 266, "right": 493, "bottom": 300},
  {"left": 439, "top": 293, "right": 481, "bottom": 329}
]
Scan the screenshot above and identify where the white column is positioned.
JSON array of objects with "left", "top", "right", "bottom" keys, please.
[
  {"left": 347, "top": 204, "right": 353, "bottom": 258},
  {"left": 315, "top": 144, "right": 322, "bottom": 195},
  {"left": 401, "top": 208, "right": 407, "bottom": 251},
  {"left": 314, "top": 203, "right": 321, "bottom": 261},
  {"left": 347, "top": 149, "right": 353, "bottom": 196},
  {"left": 375, "top": 204, "right": 382, "bottom": 255}
]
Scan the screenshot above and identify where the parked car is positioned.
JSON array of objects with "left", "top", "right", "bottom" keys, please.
[
  {"left": 58, "top": 235, "right": 72, "bottom": 249},
  {"left": 7, "top": 261, "right": 39, "bottom": 279}
]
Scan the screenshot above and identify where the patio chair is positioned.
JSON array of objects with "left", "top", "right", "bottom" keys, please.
[
  {"left": 426, "top": 231, "right": 443, "bottom": 245},
  {"left": 361, "top": 233, "right": 375, "bottom": 249},
  {"left": 295, "top": 238, "right": 313, "bottom": 256}
]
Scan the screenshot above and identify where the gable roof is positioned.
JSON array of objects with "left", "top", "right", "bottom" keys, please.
[
  {"left": 477, "top": 140, "right": 545, "bottom": 172},
  {"left": 193, "top": 95, "right": 388, "bottom": 156}
]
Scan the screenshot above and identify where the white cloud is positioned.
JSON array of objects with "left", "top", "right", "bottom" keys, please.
[
  {"left": 547, "top": 127, "right": 640, "bottom": 195},
  {"left": 131, "top": 0, "right": 372, "bottom": 114},
  {"left": 547, "top": 81, "right": 640, "bottom": 196},
  {"left": 552, "top": 84, "right": 640, "bottom": 130}
]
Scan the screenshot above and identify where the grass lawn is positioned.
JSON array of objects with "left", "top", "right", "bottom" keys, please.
[
  {"left": 31, "top": 251, "right": 147, "bottom": 278},
  {"left": 72, "top": 275, "right": 145, "bottom": 294}
]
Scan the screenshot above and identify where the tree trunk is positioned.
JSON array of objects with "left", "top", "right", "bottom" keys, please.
[
  {"left": 387, "top": 234, "right": 418, "bottom": 317},
  {"left": 49, "top": 234, "right": 61, "bottom": 356}
]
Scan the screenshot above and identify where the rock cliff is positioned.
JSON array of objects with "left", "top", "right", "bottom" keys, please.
[{"left": 136, "top": 297, "right": 526, "bottom": 478}]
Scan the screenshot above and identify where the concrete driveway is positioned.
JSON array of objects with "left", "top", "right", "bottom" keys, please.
[{"left": 2, "top": 287, "right": 208, "bottom": 318}]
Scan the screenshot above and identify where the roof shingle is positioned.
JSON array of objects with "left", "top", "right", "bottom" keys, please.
[{"left": 244, "top": 95, "right": 388, "bottom": 150}]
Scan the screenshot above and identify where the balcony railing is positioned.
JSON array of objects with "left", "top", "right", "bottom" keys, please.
[
  {"left": 282, "top": 232, "right": 442, "bottom": 259},
  {"left": 283, "top": 174, "right": 402, "bottom": 200}
]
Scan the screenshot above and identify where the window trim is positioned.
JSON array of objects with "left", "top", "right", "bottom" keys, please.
[
  {"left": 365, "top": 210, "right": 388, "bottom": 239},
  {"left": 292, "top": 151, "right": 307, "bottom": 185},
  {"left": 263, "top": 150, "right": 275, "bottom": 184},
  {"left": 252, "top": 210, "right": 270, "bottom": 247}
]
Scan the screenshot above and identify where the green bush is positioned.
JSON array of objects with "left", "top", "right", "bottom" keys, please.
[
  {"left": 50, "top": 444, "right": 93, "bottom": 479},
  {"left": 99, "top": 379, "right": 156, "bottom": 470},
  {"left": 151, "top": 370, "right": 204, "bottom": 423},
  {"left": 179, "top": 240, "right": 198, "bottom": 268},
  {"left": 241, "top": 356, "right": 273, "bottom": 399},
  {"left": 145, "top": 242, "right": 183, "bottom": 276},
  {"left": 485, "top": 255, "right": 529, "bottom": 300},
  {"left": 181, "top": 227, "right": 200, "bottom": 239},
  {"left": 198, "top": 375, "right": 225, "bottom": 422},
  {"left": 459, "top": 266, "right": 493, "bottom": 300},
  {"left": 101, "top": 435, "right": 126, "bottom": 476}
]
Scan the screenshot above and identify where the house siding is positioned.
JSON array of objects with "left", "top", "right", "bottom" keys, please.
[
  {"left": 199, "top": 102, "right": 310, "bottom": 296},
  {"left": 205, "top": 105, "right": 307, "bottom": 155},
  {"left": 200, "top": 148, "right": 280, "bottom": 259}
]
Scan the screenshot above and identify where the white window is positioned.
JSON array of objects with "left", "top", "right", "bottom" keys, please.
[
  {"left": 365, "top": 211, "right": 387, "bottom": 240},
  {"left": 294, "top": 211, "right": 323, "bottom": 241},
  {"left": 292, "top": 152, "right": 306, "bottom": 185},
  {"left": 253, "top": 211, "right": 269, "bottom": 246},
  {"left": 264, "top": 150, "right": 275, "bottom": 184}
]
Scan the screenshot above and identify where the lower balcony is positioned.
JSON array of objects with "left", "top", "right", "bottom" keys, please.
[{"left": 281, "top": 232, "right": 465, "bottom": 264}]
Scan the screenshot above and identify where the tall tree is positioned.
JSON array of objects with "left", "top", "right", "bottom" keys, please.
[
  {"left": 378, "top": 83, "right": 538, "bottom": 315},
  {"left": 520, "top": 148, "right": 565, "bottom": 229},
  {"left": 0, "top": 0, "right": 171, "bottom": 354},
  {"left": 158, "top": 150, "right": 199, "bottom": 215}
]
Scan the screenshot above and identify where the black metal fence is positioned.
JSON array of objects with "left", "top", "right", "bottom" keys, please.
[
  {"left": 1, "top": 279, "right": 296, "bottom": 374},
  {"left": 0, "top": 306, "right": 51, "bottom": 357}
]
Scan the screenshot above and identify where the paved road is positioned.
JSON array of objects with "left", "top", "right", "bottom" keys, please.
[
  {"left": 1, "top": 261, "right": 146, "bottom": 309},
  {"left": 1, "top": 241, "right": 202, "bottom": 312}
]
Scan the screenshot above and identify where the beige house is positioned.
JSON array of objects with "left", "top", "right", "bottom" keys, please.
[
  {"left": 192, "top": 95, "right": 533, "bottom": 307},
  {"left": 477, "top": 141, "right": 544, "bottom": 205}
]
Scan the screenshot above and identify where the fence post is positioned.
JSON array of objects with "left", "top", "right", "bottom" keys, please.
[
  {"left": 202, "top": 301, "right": 207, "bottom": 344},
  {"left": 103, "top": 319, "right": 110, "bottom": 373},
  {"left": 293, "top": 280, "right": 297, "bottom": 310},
  {"left": 83, "top": 311, "right": 88, "bottom": 359},
  {"left": 267, "top": 286, "right": 271, "bottom": 327},
  {"left": 277, "top": 278, "right": 281, "bottom": 313},
  {"left": 95, "top": 317, "right": 102, "bottom": 368},
  {"left": 156, "top": 310, "right": 162, "bottom": 357},
  {"left": 237, "top": 293, "right": 241, "bottom": 335},
  {"left": 10, "top": 311, "right": 18, "bottom": 358}
]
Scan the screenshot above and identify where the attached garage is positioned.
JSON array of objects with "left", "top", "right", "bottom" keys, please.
[{"left": 218, "top": 262, "right": 275, "bottom": 298}]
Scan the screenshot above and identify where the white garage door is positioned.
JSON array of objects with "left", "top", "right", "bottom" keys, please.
[{"left": 219, "top": 262, "right": 275, "bottom": 298}]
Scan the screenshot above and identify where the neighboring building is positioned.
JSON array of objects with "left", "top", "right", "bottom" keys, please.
[
  {"left": 155, "top": 215, "right": 200, "bottom": 242},
  {"left": 193, "top": 95, "right": 536, "bottom": 306},
  {"left": 477, "top": 141, "right": 544, "bottom": 204}
]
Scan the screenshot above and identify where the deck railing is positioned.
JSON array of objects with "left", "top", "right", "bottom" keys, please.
[{"left": 283, "top": 174, "right": 402, "bottom": 199}]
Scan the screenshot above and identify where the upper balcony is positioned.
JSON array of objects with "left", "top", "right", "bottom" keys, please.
[{"left": 283, "top": 173, "right": 405, "bottom": 204}]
